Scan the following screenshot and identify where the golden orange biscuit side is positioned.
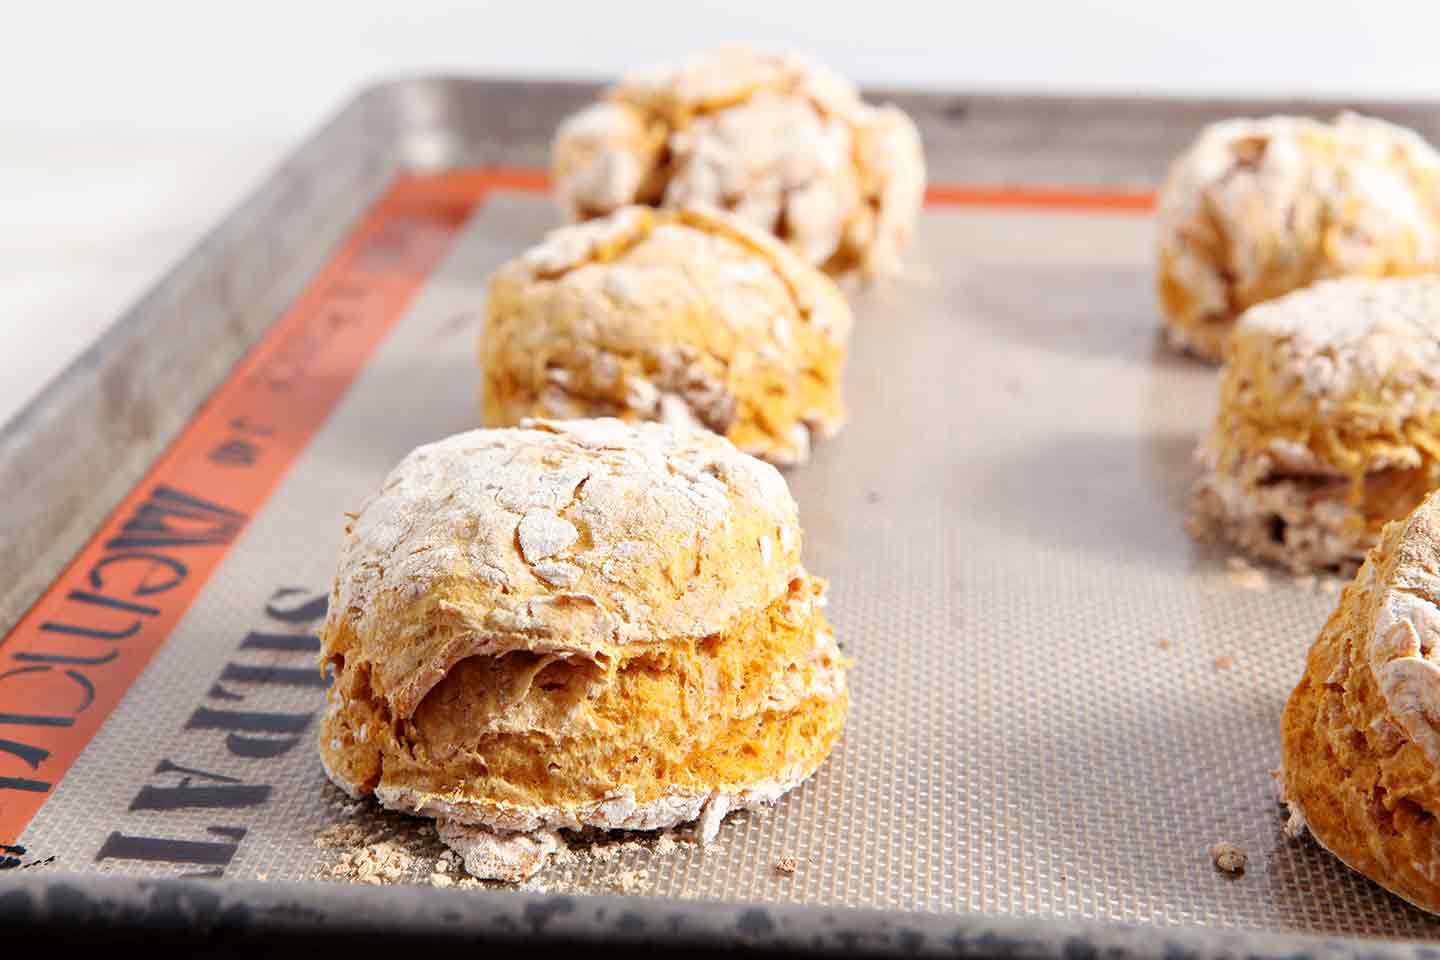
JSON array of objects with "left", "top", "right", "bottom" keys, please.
[
  {"left": 1281, "top": 490, "right": 1440, "bottom": 914},
  {"left": 320, "top": 573, "right": 847, "bottom": 815}
]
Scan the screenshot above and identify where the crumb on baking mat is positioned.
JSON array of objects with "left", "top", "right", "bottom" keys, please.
[
  {"left": 610, "top": 868, "right": 650, "bottom": 893},
  {"left": 1211, "top": 841, "right": 1247, "bottom": 875},
  {"left": 314, "top": 810, "right": 707, "bottom": 890},
  {"left": 330, "top": 840, "right": 416, "bottom": 885},
  {"left": 1224, "top": 556, "right": 1268, "bottom": 591}
]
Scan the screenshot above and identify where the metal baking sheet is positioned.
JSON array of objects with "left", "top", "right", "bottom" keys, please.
[{"left": 5, "top": 80, "right": 1440, "bottom": 954}]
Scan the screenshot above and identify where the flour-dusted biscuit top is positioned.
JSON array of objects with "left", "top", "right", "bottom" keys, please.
[
  {"left": 1156, "top": 113, "right": 1440, "bottom": 362},
  {"left": 552, "top": 47, "right": 926, "bottom": 278},
  {"left": 481, "top": 205, "right": 852, "bottom": 467},
  {"left": 1282, "top": 489, "right": 1440, "bottom": 914},
  {"left": 1191, "top": 277, "right": 1440, "bottom": 572},
  {"left": 318, "top": 418, "right": 851, "bottom": 882},
  {"left": 1230, "top": 275, "right": 1440, "bottom": 424}
]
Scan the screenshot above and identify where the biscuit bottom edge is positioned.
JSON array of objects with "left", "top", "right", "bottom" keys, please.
[
  {"left": 1156, "top": 252, "right": 1230, "bottom": 365},
  {"left": 428, "top": 751, "right": 828, "bottom": 883},
  {"left": 1162, "top": 315, "right": 1227, "bottom": 365},
  {"left": 1190, "top": 467, "right": 1378, "bottom": 573}
]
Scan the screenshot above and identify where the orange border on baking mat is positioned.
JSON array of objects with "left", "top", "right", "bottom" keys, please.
[
  {"left": 0, "top": 169, "right": 1155, "bottom": 845},
  {"left": 389, "top": 167, "right": 1158, "bottom": 214}
]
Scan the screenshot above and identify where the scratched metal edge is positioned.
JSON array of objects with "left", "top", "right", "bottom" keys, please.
[
  {"left": 2, "top": 874, "right": 1439, "bottom": 959},
  {"left": 6, "top": 76, "right": 1440, "bottom": 955},
  {"left": 0, "top": 80, "right": 405, "bottom": 635},
  {"left": 372, "top": 74, "right": 1440, "bottom": 184}
]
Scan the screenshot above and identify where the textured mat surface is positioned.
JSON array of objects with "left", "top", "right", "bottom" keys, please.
[{"left": 19, "top": 189, "right": 1435, "bottom": 939}]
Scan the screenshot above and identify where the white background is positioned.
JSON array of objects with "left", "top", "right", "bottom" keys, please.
[{"left": 3, "top": 0, "right": 1439, "bottom": 425}]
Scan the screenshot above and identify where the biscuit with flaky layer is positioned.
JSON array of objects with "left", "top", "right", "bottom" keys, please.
[
  {"left": 318, "top": 418, "right": 850, "bottom": 881},
  {"left": 1191, "top": 276, "right": 1440, "bottom": 572},
  {"left": 1282, "top": 489, "right": 1440, "bottom": 914},
  {"left": 552, "top": 47, "right": 925, "bottom": 278},
  {"left": 1157, "top": 113, "right": 1440, "bottom": 362},
  {"left": 480, "top": 205, "right": 851, "bottom": 467}
]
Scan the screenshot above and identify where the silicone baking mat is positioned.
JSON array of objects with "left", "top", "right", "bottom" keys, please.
[{"left": 3, "top": 172, "right": 1432, "bottom": 940}]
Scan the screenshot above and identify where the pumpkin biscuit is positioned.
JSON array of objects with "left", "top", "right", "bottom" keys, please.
[
  {"left": 552, "top": 47, "right": 925, "bottom": 278},
  {"left": 1157, "top": 114, "right": 1440, "bottom": 362},
  {"left": 318, "top": 418, "right": 850, "bottom": 881},
  {"left": 1281, "top": 488, "right": 1440, "bottom": 914},
  {"left": 480, "top": 205, "right": 851, "bottom": 467},
  {"left": 1191, "top": 276, "right": 1440, "bottom": 573}
]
